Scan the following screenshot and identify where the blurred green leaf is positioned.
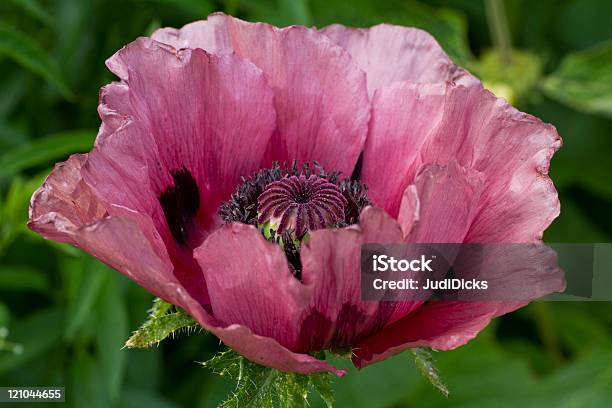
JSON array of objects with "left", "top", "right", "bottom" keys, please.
[
  {"left": 555, "top": 0, "right": 612, "bottom": 51},
  {"left": 279, "top": 0, "right": 312, "bottom": 25},
  {"left": 0, "top": 308, "right": 63, "bottom": 374},
  {"left": 0, "top": 327, "right": 23, "bottom": 355},
  {"left": 534, "top": 348, "right": 612, "bottom": 406},
  {"left": 528, "top": 99, "right": 612, "bottom": 202},
  {"left": 0, "top": 176, "right": 40, "bottom": 254},
  {"left": 544, "top": 198, "right": 609, "bottom": 242},
  {"left": 403, "top": 335, "right": 537, "bottom": 407},
  {"left": 551, "top": 304, "right": 610, "bottom": 354},
  {"left": 542, "top": 40, "right": 612, "bottom": 117},
  {"left": 121, "top": 387, "right": 180, "bottom": 408},
  {"left": 0, "top": 303, "right": 9, "bottom": 327},
  {"left": 0, "top": 265, "right": 50, "bottom": 292},
  {"left": 71, "top": 349, "right": 110, "bottom": 408},
  {"left": 223, "top": 0, "right": 240, "bottom": 15},
  {"left": 125, "top": 298, "right": 197, "bottom": 349},
  {"left": 0, "top": 129, "right": 95, "bottom": 177},
  {"left": 329, "top": 353, "right": 419, "bottom": 408},
  {"left": 0, "top": 73, "right": 27, "bottom": 118},
  {"left": 135, "top": 0, "right": 213, "bottom": 17},
  {"left": 96, "top": 275, "right": 129, "bottom": 401},
  {"left": 410, "top": 348, "right": 449, "bottom": 398},
  {"left": 0, "top": 23, "right": 72, "bottom": 98},
  {"left": 65, "top": 258, "right": 107, "bottom": 340},
  {"left": 7, "top": 0, "right": 53, "bottom": 26},
  {"left": 144, "top": 18, "right": 163, "bottom": 37},
  {"left": 470, "top": 48, "right": 542, "bottom": 105},
  {"left": 0, "top": 120, "right": 28, "bottom": 149}
]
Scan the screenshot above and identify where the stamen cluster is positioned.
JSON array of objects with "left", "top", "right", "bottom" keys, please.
[{"left": 218, "top": 161, "right": 371, "bottom": 278}]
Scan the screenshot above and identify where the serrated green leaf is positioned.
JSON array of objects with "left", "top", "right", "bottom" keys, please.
[
  {"left": 202, "top": 349, "right": 335, "bottom": 407},
  {"left": 0, "top": 129, "right": 95, "bottom": 177},
  {"left": 310, "top": 372, "right": 335, "bottom": 408},
  {"left": 0, "top": 23, "right": 72, "bottom": 98},
  {"left": 125, "top": 298, "right": 197, "bottom": 348},
  {"left": 542, "top": 40, "right": 612, "bottom": 117},
  {"left": 275, "top": 372, "right": 309, "bottom": 408},
  {"left": 202, "top": 350, "right": 277, "bottom": 408},
  {"left": 410, "top": 348, "right": 449, "bottom": 398}
]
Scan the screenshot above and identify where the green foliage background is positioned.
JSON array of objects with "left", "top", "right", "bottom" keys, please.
[{"left": 1, "top": 0, "right": 611, "bottom": 406}]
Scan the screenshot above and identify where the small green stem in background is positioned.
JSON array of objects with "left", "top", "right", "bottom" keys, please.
[
  {"left": 0, "top": 327, "right": 23, "bottom": 355},
  {"left": 531, "top": 302, "right": 564, "bottom": 367},
  {"left": 485, "top": 0, "right": 513, "bottom": 65}
]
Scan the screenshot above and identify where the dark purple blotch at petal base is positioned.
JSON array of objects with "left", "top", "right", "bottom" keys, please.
[{"left": 159, "top": 167, "right": 200, "bottom": 245}]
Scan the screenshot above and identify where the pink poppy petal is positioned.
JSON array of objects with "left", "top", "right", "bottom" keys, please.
[
  {"left": 83, "top": 38, "right": 279, "bottom": 303},
  {"left": 465, "top": 155, "right": 560, "bottom": 243},
  {"left": 31, "top": 170, "right": 342, "bottom": 376},
  {"left": 27, "top": 152, "right": 208, "bottom": 306},
  {"left": 73, "top": 215, "right": 344, "bottom": 376},
  {"left": 419, "top": 86, "right": 562, "bottom": 243},
  {"left": 352, "top": 300, "right": 499, "bottom": 368},
  {"left": 102, "top": 37, "right": 276, "bottom": 229},
  {"left": 321, "top": 23, "right": 478, "bottom": 96},
  {"left": 450, "top": 243, "right": 566, "bottom": 303},
  {"left": 73, "top": 214, "right": 193, "bottom": 308},
  {"left": 208, "top": 324, "right": 347, "bottom": 376},
  {"left": 403, "top": 161, "right": 485, "bottom": 243},
  {"left": 31, "top": 169, "right": 343, "bottom": 376},
  {"left": 298, "top": 206, "right": 419, "bottom": 351},
  {"left": 362, "top": 82, "right": 447, "bottom": 216},
  {"left": 179, "top": 288, "right": 346, "bottom": 376},
  {"left": 193, "top": 222, "right": 311, "bottom": 351},
  {"left": 152, "top": 13, "right": 370, "bottom": 176},
  {"left": 363, "top": 82, "right": 561, "bottom": 242},
  {"left": 28, "top": 154, "right": 107, "bottom": 244},
  {"left": 352, "top": 242, "right": 565, "bottom": 369},
  {"left": 83, "top": 121, "right": 212, "bottom": 304},
  {"left": 96, "top": 82, "right": 132, "bottom": 144},
  {"left": 396, "top": 184, "right": 419, "bottom": 238}
]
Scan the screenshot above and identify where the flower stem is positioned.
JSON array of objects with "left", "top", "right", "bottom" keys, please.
[
  {"left": 485, "top": 0, "right": 513, "bottom": 64},
  {"left": 531, "top": 302, "right": 564, "bottom": 367}
]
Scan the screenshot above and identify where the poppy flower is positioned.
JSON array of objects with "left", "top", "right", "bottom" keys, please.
[{"left": 28, "top": 13, "right": 563, "bottom": 376}]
